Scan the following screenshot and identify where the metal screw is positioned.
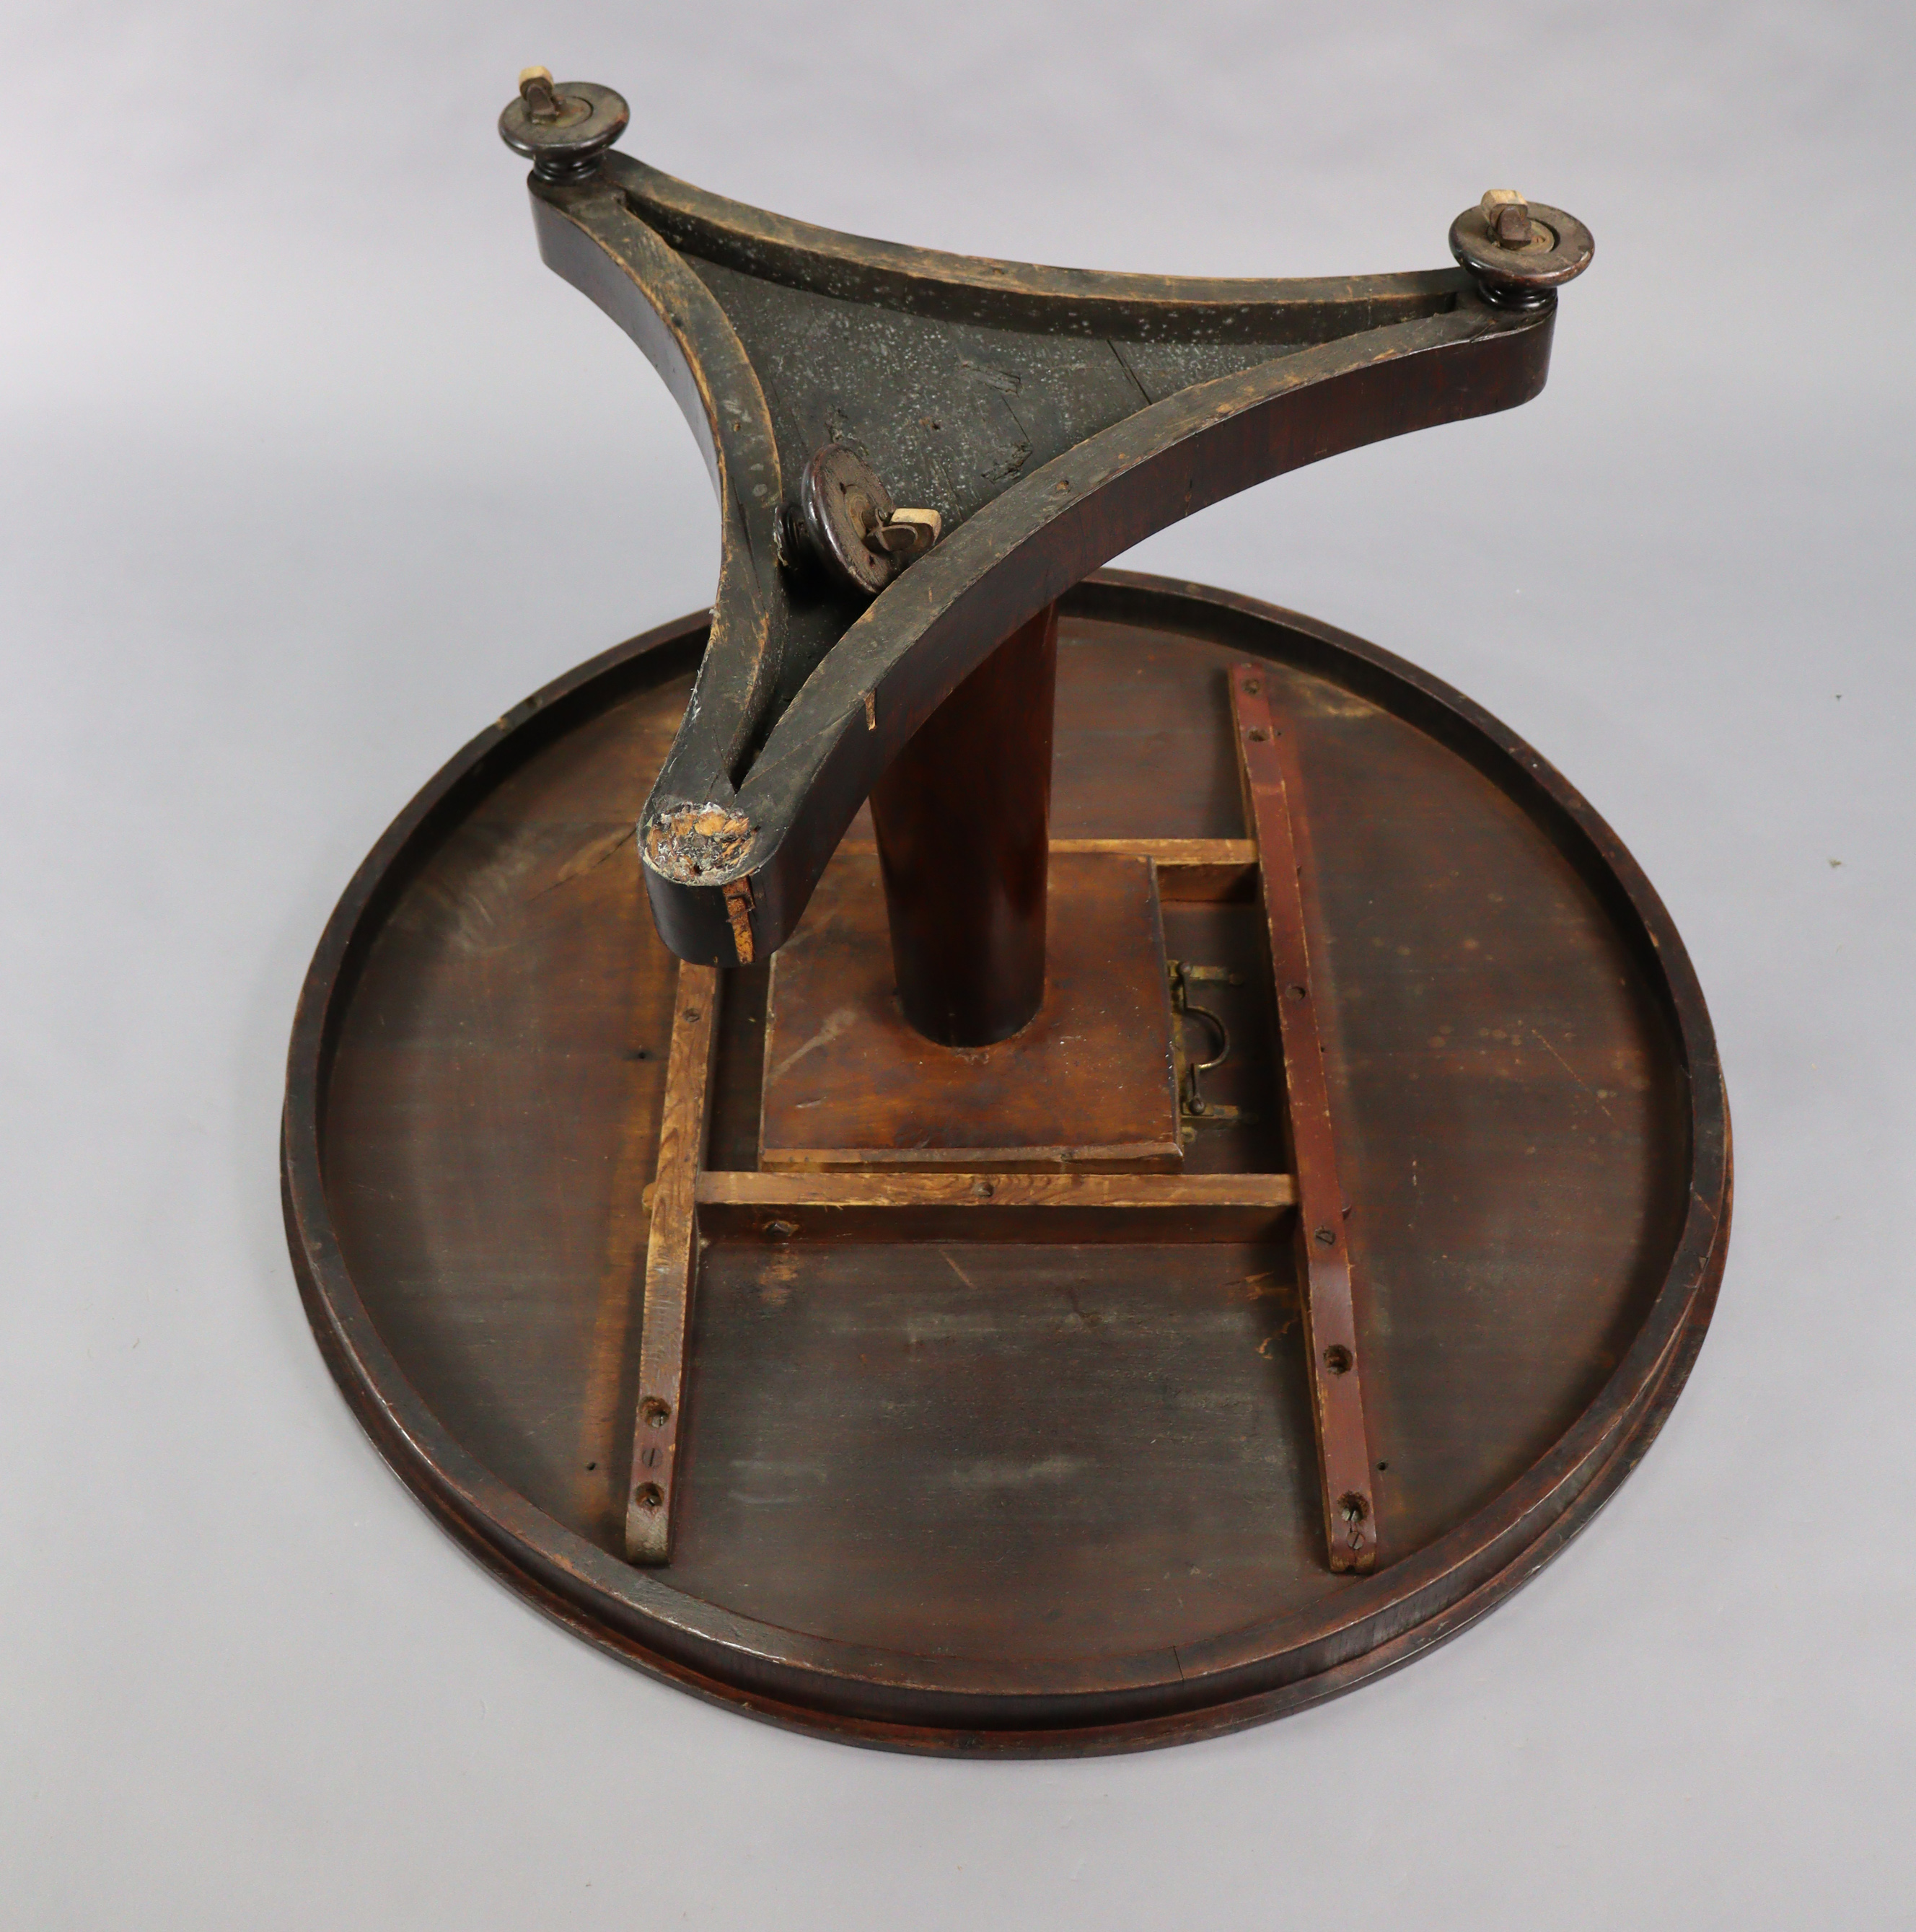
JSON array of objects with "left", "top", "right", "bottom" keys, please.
[
  {"left": 971, "top": 1180, "right": 995, "bottom": 1198},
  {"left": 1336, "top": 1491, "right": 1367, "bottom": 1553},
  {"left": 1313, "top": 1224, "right": 1336, "bottom": 1247}
]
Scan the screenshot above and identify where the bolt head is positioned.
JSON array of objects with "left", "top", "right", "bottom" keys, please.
[
  {"left": 783, "top": 446, "right": 934, "bottom": 597},
  {"left": 1449, "top": 198, "right": 1594, "bottom": 308},
  {"left": 499, "top": 77, "right": 629, "bottom": 181},
  {"left": 1480, "top": 188, "right": 1537, "bottom": 248},
  {"left": 1493, "top": 204, "right": 1535, "bottom": 248}
]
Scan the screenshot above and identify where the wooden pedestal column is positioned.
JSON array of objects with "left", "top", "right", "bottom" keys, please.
[{"left": 869, "top": 604, "right": 1058, "bottom": 1047}]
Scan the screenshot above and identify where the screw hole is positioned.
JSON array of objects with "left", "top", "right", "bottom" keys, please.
[
  {"left": 1376, "top": 1461, "right": 1389, "bottom": 1472},
  {"left": 1247, "top": 725, "right": 1270, "bottom": 742},
  {"left": 1287, "top": 983, "right": 1307, "bottom": 999},
  {"left": 640, "top": 1397, "right": 671, "bottom": 1428},
  {"left": 633, "top": 1483, "right": 664, "bottom": 1510},
  {"left": 1324, "top": 1344, "right": 1353, "bottom": 1374}
]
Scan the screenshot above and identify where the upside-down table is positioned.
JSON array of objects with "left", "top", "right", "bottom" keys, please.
[{"left": 281, "top": 73, "right": 1728, "bottom": 1752}]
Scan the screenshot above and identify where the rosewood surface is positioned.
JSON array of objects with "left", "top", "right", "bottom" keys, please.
[
  {"left": 758, "top": 848, "right": 1179, "bottom": 1172},
  {"left": 869, "top": 603, "right": 1058, "bottom": 1046},
  {"left": 284, "top": 576, "right": 1728, "bottom": 1752},
  {"left": 1231, "top": 667, "right": 1379, "bottom": 1574}
]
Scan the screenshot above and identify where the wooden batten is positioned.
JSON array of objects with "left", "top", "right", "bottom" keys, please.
[
  {"left": 697, "top": 1169, "right": 1297, "bottom": 1244},
  {"left": 836, "top": 835, "right": 1256, "bottom": 903},
  {"left": 1231, "top": 665, "right": 1379, "bottom": 1576},
  {"left": 625, "top": 962, "right": 721, "bottom": 1566},
  {"left": 1052, "top": 838, "right": 1256, "bottom": 902}
]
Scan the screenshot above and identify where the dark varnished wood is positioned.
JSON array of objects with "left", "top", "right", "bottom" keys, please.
[
  {"left": 526, "top": 156, "right": 1562, "bottom": 963},
  {"left": 870, "top": 604, "right": 1058, "bottom": 1045},
  {"left": 284, "top": 577, "right": 1728, "bottom": 1752}
]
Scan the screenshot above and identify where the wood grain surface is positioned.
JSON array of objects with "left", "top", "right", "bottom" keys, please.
[
  {"left": 285, "top": 576, "right": 1726, "bottom": 1752},
  {"left": 759, "top": 850, "right": 1180, "bottom": 1171},
  {"left": 1232, "top": 664, "right": 1379, "bottom": 1573},
  {"left": 625, "top": 962, "right": 720, "bottom": 1563},
  {"left": 696, "top": 1169, "right": 1298, "bottom": 1244}
]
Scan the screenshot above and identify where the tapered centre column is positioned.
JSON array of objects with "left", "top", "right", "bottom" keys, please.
[{"left": 869, "top": 604, "right": 1058, "bottom": 1046}]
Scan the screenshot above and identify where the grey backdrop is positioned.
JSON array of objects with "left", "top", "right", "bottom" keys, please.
[{"left": 6, "top": 3, "right": 1912, "bottom": 1925}]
